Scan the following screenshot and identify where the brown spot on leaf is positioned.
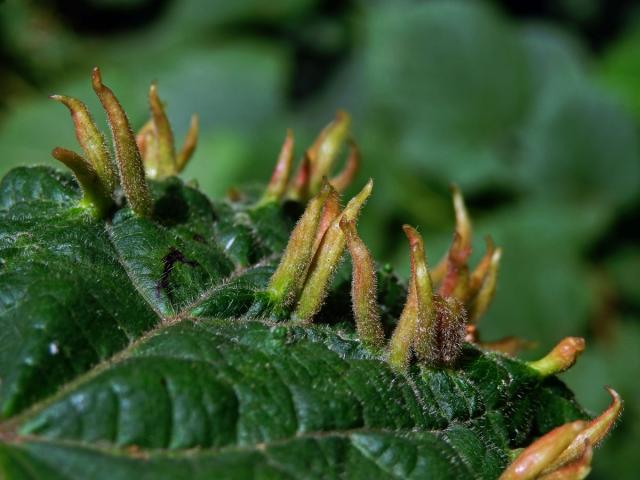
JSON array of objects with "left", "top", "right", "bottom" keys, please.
[{"left": 156, "top": 247, "right": 199, "bottom": 302}]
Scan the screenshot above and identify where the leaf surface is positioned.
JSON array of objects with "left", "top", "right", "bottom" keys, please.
[{"left": 0, "top": 167, "right": 588, "bottom": 479}]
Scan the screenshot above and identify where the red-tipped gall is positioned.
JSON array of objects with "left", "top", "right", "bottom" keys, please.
[
  {"left": 260, "top": 129, "right": 294, "bottom": 205},
  {"left": 549, "top": 387, "right": 622, "bottom": 470},
  {"left": 329, "top": 139, "right": 360, "bottom": 193},
  {"left": 308, "top": 110, "right": 351, "bottom": 194},
  {"left": 175, "top": 114, "right": 199, "bottom": 173},
  {"left": 499, "top": 420, "right": 587, "bottom": 480},
  {"left": 468, "top": 236, "right": 496, "bottom": 298},
  {"left": 145, "top": 82, "right": 176, "bottom": 179},
  {"left": 528, "top": 337, "right": 586, "bottom": 376},
  {"left": 468, "top": 246, "right": 502, "bottom": 323},
  {"left": 287, "top": 152, "right": 311, "bottom": 202}
]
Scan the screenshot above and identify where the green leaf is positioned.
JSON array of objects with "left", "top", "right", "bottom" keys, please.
[
  {"left": 599, "top": 19, "right": 640, "bottom": 122},
  {"left": 0, "top": 165, "right": 594, "bottom": 479},
  {"left": 362, "top": 0, "right": 530, "bottom": 188}
]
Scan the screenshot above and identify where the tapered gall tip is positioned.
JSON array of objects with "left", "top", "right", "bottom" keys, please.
[
  {"left": 308, "top": 110, "right": 350, "bottom": 162},
  {"left": 434, "top": 186, "right": 474, "bottom": 297},
  {"left": 548, "top": 387, "right": 622, "bottom": 470},
  {"left": 330, "top": 139, "right": 360, "bottom": 192},
  {"left": 451, "top": 184, "right": 472, "bottom": 251},
  {"left": 402, "top": 225, "right": 423, "bottom": 251},
  {"left": 287, "top": 152, "right": 311, "bottom": 201},
  {"left": 145, "top": 81, "right": 176, "bottom": 179},
  {"left": 592, "top": 387, "right": 622, "bottom": 441},
  {"left": 468, "top": 236, "right": 496, "bottom": 296},
  {"left": 176, "top": 113, "right": 199, "bottom": 173},
  {"left": 342, "top": 178, "right": 373, "bottom": 221},
  {"left": 134, "top": 81, "right": 198, "bottom": 178},
  {"left": 438, "top": 233, "right": 469, "bottom": 300},
  {"left": 51, "top": 147, "right": 112, "bottom": 217},
  {"left": 308, "top": 110, "right": 352, "bottom": 193},
  {"left": 311, "top": 181, "right": 341, "bottom": 255},
  {"left": 50, "top": 95, "right": 86, "bottom": 120},
  {"left": 528, "top": 337, "right": 585, "bottom": 376},
  {"left": 91, "top": 67, "right": 103, "bottom": 89},
  {"left": 51, "top": 147, "right": 91, "bottom": 181},
  {"left": 260, "top": 129, "right": 295, "bottom": 205},
  {"left": 341, "top": 218, "right": 384, "bottom": 349},
  {"left": 280, "top": 111, "right": 359, "bottom": 201},
  {"left": 499, "top": 420, "right": 587, "bottom": 480},
  {"left": 469, "top": 246, "right": 502, "bottom": 323},
  {"left": 401, "top": 226, "right": 432, "bottom": 314}
]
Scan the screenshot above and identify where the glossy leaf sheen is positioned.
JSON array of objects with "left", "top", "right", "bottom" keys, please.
[{"left": 0, "top": 167, "right": 589, "bottom": 479}]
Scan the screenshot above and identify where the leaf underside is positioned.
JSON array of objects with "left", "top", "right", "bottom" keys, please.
[{"left": 0, "top": 167, "right": 587, "bottom": 479}]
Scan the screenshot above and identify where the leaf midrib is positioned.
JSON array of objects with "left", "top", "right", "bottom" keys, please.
[
  {"left": 7, "top": 414, "right": 494, "bottom": 459},
  {"left": 1, "top": 315, "right": 511, "bottom": 462}
]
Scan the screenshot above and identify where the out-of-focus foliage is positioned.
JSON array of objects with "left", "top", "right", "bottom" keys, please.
[{"left": 1, "top": 0, "right": 638, "bottom": 477}]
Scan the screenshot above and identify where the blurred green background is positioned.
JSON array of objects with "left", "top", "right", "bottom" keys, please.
[{"left": 1, "top": 0, "right": 638, "bottom": 477}]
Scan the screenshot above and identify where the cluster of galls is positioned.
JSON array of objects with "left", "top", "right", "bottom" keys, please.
[
  {"left": 51, "top": 67, "right": 198, "bottom": 218},
  {"left": 261, "top": 112, "right": 523, "bottom": 371},
  {"left": 260, "top": 120, "right": 622, "bottom": 480},
  {"left": 54, "top": 70, "right": 621, "bottom": 480}
]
